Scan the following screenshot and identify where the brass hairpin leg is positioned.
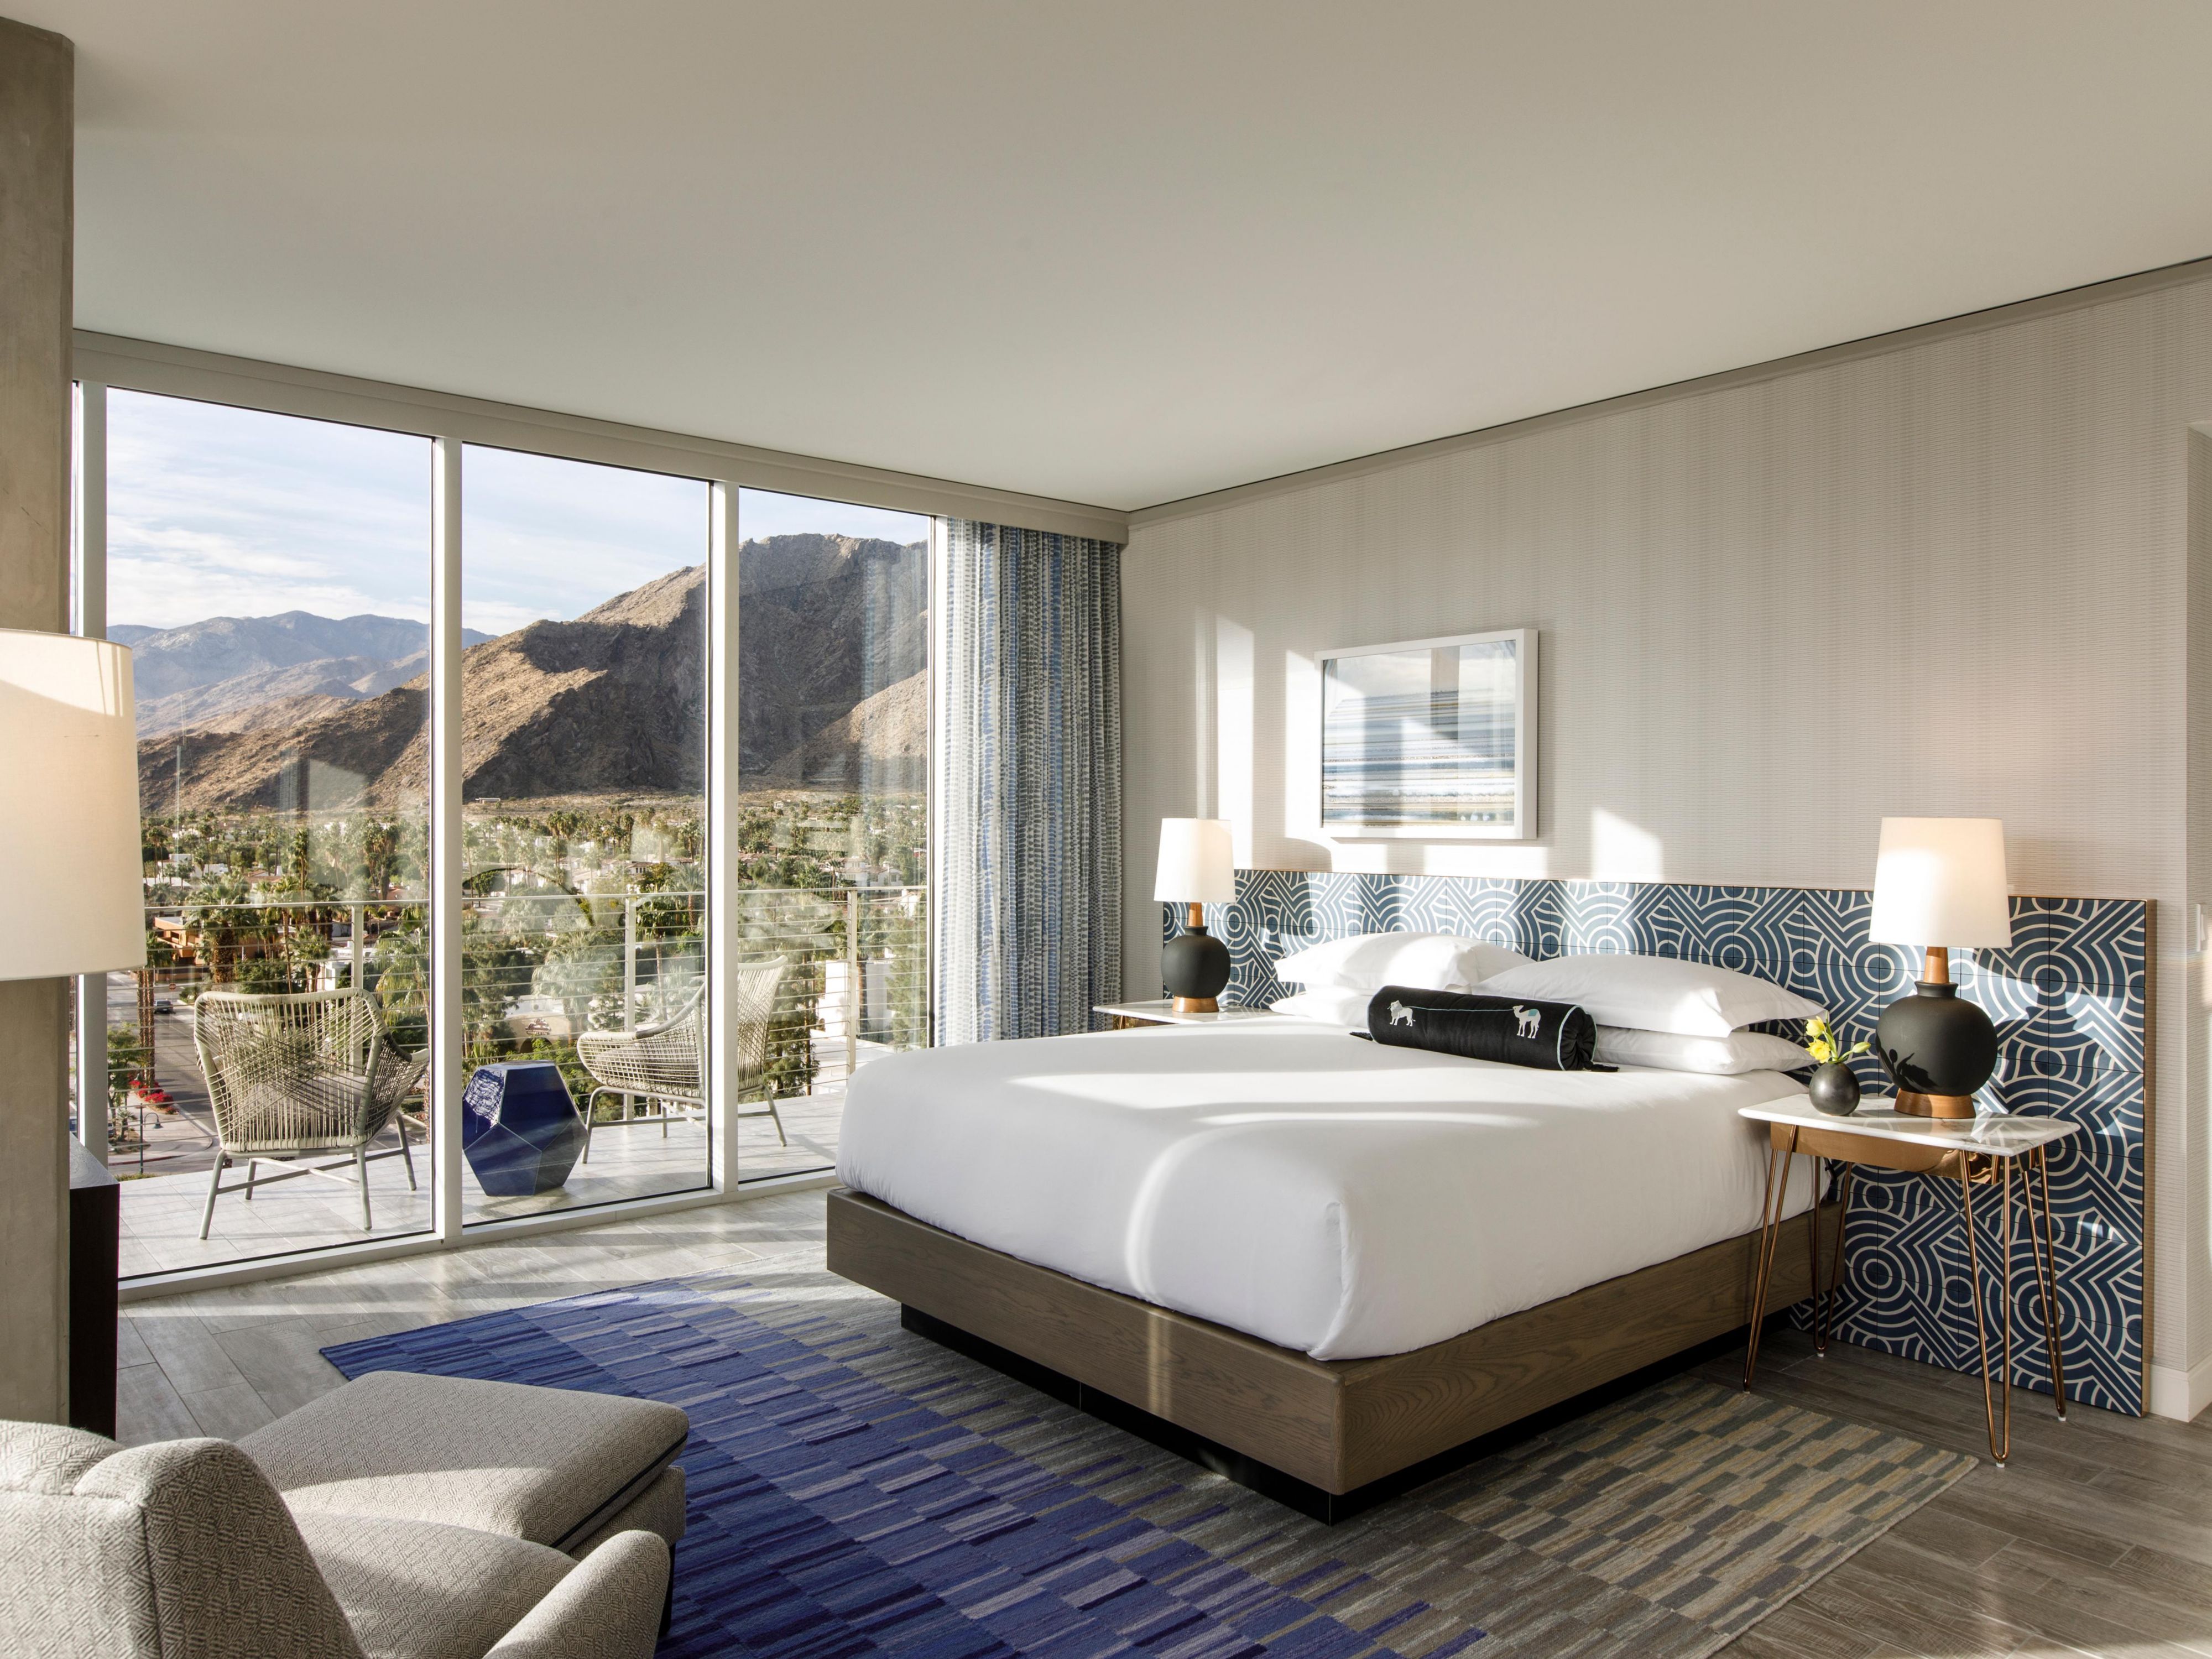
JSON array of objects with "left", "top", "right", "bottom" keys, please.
[
  {"left": 1813, "top": 1163, "right": 1854, "bottom": 1355},
  {"left": 2001, "top": 1155, "right": 2015, "bottom": 1453},
  {"left": 1958, "top": 1154, "right": 2013, "bottom": 1465},
  {"left": 1743, "top": 1128, "right": 1797, "bottom": 1390},
  {"left": 2028, "top": 1144, "right": 2068, "bottom": 1420},
  {"left": 1806, "top": 1156, "right": 1825, "bottom": 1355}
]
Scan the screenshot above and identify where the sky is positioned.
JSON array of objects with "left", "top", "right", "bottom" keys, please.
[{"left": 103, "top": 388, "right": 931, "bottom": 637}]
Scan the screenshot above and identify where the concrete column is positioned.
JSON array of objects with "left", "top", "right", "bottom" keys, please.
[{"left": 0, "top": 14, "right": 76, "bottom": 1425}]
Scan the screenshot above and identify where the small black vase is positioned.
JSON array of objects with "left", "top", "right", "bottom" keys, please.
[{"left": 1807, "top": 1062, "right": 1861, "bottom": 1117}]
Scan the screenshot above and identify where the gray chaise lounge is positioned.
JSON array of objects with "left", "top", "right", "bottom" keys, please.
[{"left": 0, "top": 1369, "right": 690, "bottom": 1659}]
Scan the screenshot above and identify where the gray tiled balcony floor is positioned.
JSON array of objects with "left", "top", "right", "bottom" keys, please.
[{"left": 119, "top": 1074, "right": 850, "bottom": 1280}]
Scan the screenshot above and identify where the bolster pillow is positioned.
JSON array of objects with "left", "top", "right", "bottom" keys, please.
[{"left": 1366, "top": 985, "right": 1598, "bottom": 1071}]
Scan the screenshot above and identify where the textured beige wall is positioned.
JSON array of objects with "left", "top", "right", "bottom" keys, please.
[
  {"left": 1124, "top": 272, "right": 2212, "bottom": 1399},
  {"left": 0, "top": 12, "right": 75, "bottom": 1425}
]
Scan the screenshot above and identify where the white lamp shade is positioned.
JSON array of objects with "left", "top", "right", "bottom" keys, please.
[
  {"left": 1154, "top": 818, "right": 1237, "bottom": 904},
  {"left": 0, "top": 632, "right": 147, "bottom": 979},
  {"left": 1869, "top": 817, "right": 2012, "bottom": 950}
]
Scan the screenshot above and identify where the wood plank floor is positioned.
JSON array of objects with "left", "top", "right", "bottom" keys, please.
[
  {"left": 1690, "top": 1332, "right": 2212, "bottom": 1659},
  {"left": 116, "top": 1187, "right": 830, "bottom": 1442},
  {"left": 119, "top": 1190, "right": 2212, "bottom": 1658}
]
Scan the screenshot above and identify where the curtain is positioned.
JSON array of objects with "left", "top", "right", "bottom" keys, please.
[{"left": 933, "top": 519, "right": 1121, "bottom": 1043}]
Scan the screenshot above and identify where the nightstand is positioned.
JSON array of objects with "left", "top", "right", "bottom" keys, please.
[
  {"left": 1093, "top": 999, "right": 1276, "bottom": 1031},
  {"left": 1739, "top": 1097, "right": 2081, "bottom": 1464}
]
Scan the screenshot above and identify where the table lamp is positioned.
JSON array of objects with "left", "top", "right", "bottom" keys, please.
[
  {"left": 0, "top": 631, "right": 147, "bottom": 982},
  {"left": 1156, "top": 818, "right": 1236, "bottom": 1013},
  {"left": 1869, "top": 816, "right": 2010, "bottom": 1119}
]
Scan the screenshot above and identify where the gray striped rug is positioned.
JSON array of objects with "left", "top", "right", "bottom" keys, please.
[
  {"left": 864, "top": 1330, "right": 1974, "bottom": 1658},
  {"left": 327, "top": 1266, "right": 1974, "bottom": 1659}
]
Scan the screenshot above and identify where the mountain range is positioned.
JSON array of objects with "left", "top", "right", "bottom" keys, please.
[
  {"left": 119, "top": 612, "right": 493, "bottom": 739},
  {"left": 137, "top": 535, "right": 927, "bottom": 813}
]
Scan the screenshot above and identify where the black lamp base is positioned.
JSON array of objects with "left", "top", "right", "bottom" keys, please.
[
  {"left": 1162, "top": 924, "right": 1232, "bottom": 1013},
  {"left": 1875, "top": 978, "right": 1997, "bottom": 1120}
]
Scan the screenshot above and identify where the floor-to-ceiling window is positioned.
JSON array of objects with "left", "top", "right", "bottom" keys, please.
[
  {"left": 733, "top": 489, "right": 930, "bottom": 1181},
  {"left": 72, "top": 359, "right": 946, "bottom": 1284},
  {"left": 98, "top": 389, "right": 436, "bottom": 1275},
  {"left": 458, "top": 446, "right": 713, "bottom": 1221}
]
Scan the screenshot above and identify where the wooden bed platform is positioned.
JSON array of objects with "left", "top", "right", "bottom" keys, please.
[{"left": 827, "top": 1186, "right": 1836, "bottom": 1520}]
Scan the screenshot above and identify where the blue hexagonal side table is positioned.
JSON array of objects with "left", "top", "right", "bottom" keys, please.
[{"left": 462, "top": 1062, "right": 585, "bottom": 1197}]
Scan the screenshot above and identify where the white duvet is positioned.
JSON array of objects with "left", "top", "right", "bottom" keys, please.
[{"left": 837, "top": 1019, "right": 1816, "bottom": 1360}]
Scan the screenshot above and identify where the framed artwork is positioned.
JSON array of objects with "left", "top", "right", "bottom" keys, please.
[{"left": 1317, "top": 627, "right": 1537, "bottom": 839}]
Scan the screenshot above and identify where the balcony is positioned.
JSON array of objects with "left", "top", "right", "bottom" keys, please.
[{"left": 96, "top": 885, "right": 924, "bottom": 1279}]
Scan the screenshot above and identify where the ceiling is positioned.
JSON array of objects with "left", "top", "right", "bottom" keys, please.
[{"left": 21, "top": 2, "right": 2212, "bottom": 512}]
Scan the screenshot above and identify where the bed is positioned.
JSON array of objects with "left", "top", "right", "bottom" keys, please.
[{"left": 828, "top": 1016, "right": 1831, "bottom": 1517}]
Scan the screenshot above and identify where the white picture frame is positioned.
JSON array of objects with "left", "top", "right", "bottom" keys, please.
[{"left": 1316, "top": 627, "right": 1537, "bottom": 840}]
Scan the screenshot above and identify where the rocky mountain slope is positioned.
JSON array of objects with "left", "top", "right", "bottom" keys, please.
[
  {"left": 735, "top": 534, "right": 925, "bottom": 779},
  {"left": 756, "top": 670, "right": 927, "bottom": 791},
  {"left": 140, "top": 536, "right": 927, "bottom": 813}
]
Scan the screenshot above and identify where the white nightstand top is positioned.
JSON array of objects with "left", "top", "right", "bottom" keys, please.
[
  {"left": 1739, "top": 1096, "right": 2084, "bottom": 1158},
  {"left": 1094, "top": 999, "right": 1277, "bottom": 1026}
]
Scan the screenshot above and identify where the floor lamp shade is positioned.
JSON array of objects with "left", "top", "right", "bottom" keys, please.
[
  {"left": 0, "top": 632, "right": 147, "bottom": 980},
  {"left": 1869, "top": 817, "right": 2008, "bottom": 1119},
  {"left": 1156, "top": 819, "right": 1235, "bottom": 1011}
]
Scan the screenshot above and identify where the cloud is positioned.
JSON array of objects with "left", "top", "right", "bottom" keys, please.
[
  {"left": 107, "top": 389, "right": 433, "bottom": 629},
  {"left": 102, "top": 391, "right": 932, "bottom": 640},
  {"left": 461, "top": 444, "right": 709, "bottom": 635}
]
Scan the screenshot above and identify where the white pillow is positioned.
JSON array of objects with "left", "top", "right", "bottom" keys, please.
[
  {"left": 1594, "top": 1025, "right": 1813, "bottom": 1076},
  {"left": 1472, "top": 953, "right": 1823, "bottom": 1037},
  {"left": 1273, "top": 932, "right": 1531, "bottom": 995},
  {"left": 1268, "top": 987, "right": 1373, "bottom": 1029}
]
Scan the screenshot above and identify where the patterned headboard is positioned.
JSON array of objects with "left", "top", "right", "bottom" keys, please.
[{"left": 1164, "top": 869, "right": 2150, "bottom": 1416}]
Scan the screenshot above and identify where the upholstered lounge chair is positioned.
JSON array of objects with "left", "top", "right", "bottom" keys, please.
[{"left": 0, "top": 1418, "right": 671, "bottom": 1659}]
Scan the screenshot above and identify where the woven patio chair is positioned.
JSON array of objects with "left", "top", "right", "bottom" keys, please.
[
  {"left": 192, "top": 988, "right": 429, "bottom": 1239},
  {"left": 576, "top": 957, "right": 787, "bottom": 1161}
]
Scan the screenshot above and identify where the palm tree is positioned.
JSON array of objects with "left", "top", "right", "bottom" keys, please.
[{"left": 184, "top": 872, "right": 258, "bottom": 984}]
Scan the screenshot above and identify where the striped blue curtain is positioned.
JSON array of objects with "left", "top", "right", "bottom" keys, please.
[{"left": 933, "top": 519, "right": 1121, "bottom": 1043}]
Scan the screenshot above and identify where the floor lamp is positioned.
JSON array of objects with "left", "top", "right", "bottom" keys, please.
[{"left": 0, "top": 629, "right": 147, "bottom": 1128}]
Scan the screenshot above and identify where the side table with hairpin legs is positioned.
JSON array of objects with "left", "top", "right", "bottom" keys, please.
[{"left": 1737, "top": 1097, "right": 2080, "bottom": 1465}]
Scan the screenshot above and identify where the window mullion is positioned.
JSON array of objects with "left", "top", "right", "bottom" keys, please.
[
  {"left": 430, "top": 436, "right": 465, "bottom": 1244},
  {"left": 707, "top": 481, "right": 739, "bottom": 1192},
  {"left": 73, "top": 379, "right": 108, "bottom": 1161}
]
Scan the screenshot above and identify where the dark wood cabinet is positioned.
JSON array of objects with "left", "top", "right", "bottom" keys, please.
[{"left": 69, "top": 1139, "right": 118, "bottom": 1439}]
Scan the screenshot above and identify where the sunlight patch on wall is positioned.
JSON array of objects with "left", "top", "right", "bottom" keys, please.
[
  {"left": 1215, "top": 616, "right": 1254, "bottom": 855},
  {"left": 1592, "top": 807, "right": 1665, "bottom": 881}
]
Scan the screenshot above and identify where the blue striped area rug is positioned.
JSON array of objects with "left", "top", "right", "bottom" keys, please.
[{"left": 321, "top": 1265, "right": 1973, "bottom": 1659}]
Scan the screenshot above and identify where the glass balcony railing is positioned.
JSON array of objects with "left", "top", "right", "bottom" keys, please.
[{"left": 92, "top": 885, "right": 925, "bottom": 1277}]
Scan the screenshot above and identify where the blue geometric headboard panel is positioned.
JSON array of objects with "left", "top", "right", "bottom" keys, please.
[{"left": 1164, "top": 869, "right": 2151, "bottom": 1416}]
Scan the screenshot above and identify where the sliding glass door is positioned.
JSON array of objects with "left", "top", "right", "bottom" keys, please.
[
  {"left": 100, "top": 389, "right": 435, "bottom": 1275},
  {"left": 458, "top": 447, "right": 712, "bottom": 1222},
  {"left": 79, "top": 374, "right": 940, "bottom": 1281},
  {"left": 732, "top": 489, "right": 930, "bottom": 1181}
]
